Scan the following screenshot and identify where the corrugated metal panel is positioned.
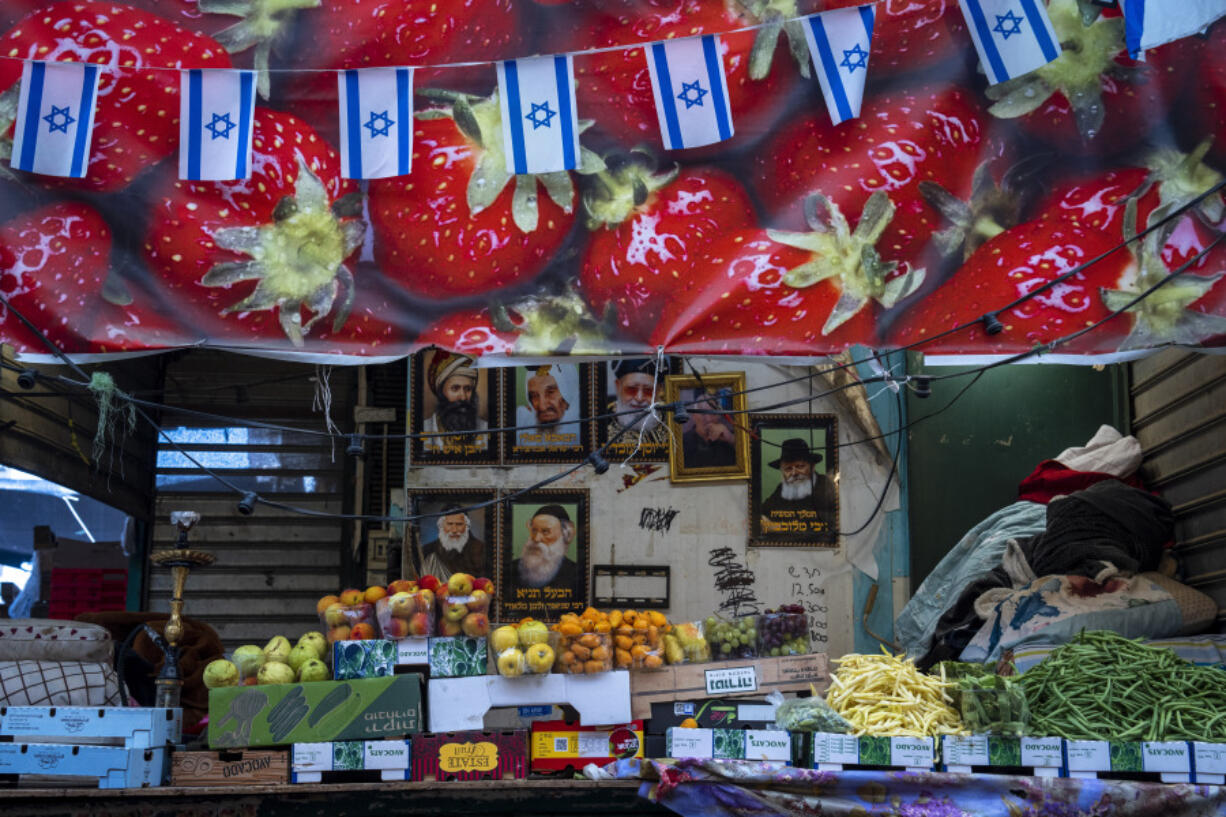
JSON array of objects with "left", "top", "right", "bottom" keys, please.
[
  {"left": 148, "top": 352, "right": 355, "bottom": 650},
  {"left": 1131, "top": 350, "right": 1226, "bottom": 625}
]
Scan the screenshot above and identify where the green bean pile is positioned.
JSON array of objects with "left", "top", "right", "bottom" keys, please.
[{"left": 1019, "top": 631, "right": 1226, "bottom": 742}]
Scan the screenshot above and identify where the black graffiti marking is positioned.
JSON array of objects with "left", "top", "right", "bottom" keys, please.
[
  {"left": 708, "top": 547, "right": 761, "bottom": 617},
  {"left": 639, "top": 506, "right": 681, "bottom": 533}
]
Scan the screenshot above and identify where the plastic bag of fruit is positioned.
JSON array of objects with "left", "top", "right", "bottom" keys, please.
[
  {"left": 317, "top": 588, "right": 379, "bottom": 643},
  {"left": 609, "top": 609, "right": 668, "bottom": 670},
  {"left": 703, "top": 615, "right": 759, "bottom": 660},
  {"left": 434, "top": 572, "right": 495, "bottom": 639},
  {"left": 663, "top": 621, "right": 711, "bottom": 665},
  {"left": 757, "top": 604, "right": 811, "bottom": 656},
  {"left": 771, "top": 689, "right": 853, "bottom": 733},
  {"left": 490, "top": 618, "right": 556, "bottom": 676},
  {"left": 553, "top": 609, "right": 615, "bottom": 674},
  {"left": 376, "top": 588, "right": 437, "bottom": 639}
]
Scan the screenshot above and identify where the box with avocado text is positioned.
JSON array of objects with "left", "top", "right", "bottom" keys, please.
[{"left": 208, "top": 675, "right": 423, "bottom": 749}]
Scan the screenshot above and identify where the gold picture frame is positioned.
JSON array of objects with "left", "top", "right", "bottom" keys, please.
[{"left": 664, "top": 372, "right": 751, "bottom": 484}]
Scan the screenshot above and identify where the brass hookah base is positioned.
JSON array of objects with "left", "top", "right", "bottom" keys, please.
[{"left": 148, "top": 548, "right": 214, "bottom": 708}]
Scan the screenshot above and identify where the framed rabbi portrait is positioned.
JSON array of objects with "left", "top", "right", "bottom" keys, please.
[
  {"left": 748, "top": 414, "right": 839, "bottom": 548},
  {"left": 409, "top": 349, "right": 500, "bottom": 465},
  {"left": 498, "top": 490, "right": 590, "bottom": 622},
  {"left": 664, "top": 372, "right": 750, "bottom": 483},
  {"left": 501, "top": 362, "right": 593, "bottom": 463},
  {"left": 408, "top": 489, "right": 497, "bottom": 584},
  {"left": 595, "top": 356, "right": 682, "bottom": 462}
]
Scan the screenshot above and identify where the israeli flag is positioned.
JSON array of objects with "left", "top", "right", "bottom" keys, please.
[
  {"left": 179, "top": 69, "right": 256, "bottom": 181},
  {"left": 338, "top": 67, "right": 414, "bottom": 179},
  {"left": 802, "top": 5, "right": 876, "bottom": 126},
  {"left": 496, "top": 55, "right": 579, "bottom": 175},
  {"left": 11, "top": 61, "right": 100, "bottom": 178},
  {"left": 1121, "top": 0, "right": 1226, "bottom": 58},
  {"left": 958, "top": 0, "right": 1062, "bottom": 86},
  {"left": 645, "top": 35, "right": 734, "bottom": 151}
]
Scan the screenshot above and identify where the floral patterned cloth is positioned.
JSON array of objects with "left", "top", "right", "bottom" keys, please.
[{"left": 611, "top": 758, "right": 1226, "bottom": 817}]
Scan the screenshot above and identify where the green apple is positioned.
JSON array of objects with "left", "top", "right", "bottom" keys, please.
[
  {"left": 297, "top": 658, "right": 330, "bottom": 682},
  {"left": 203, "top": 659, "right": 239, "bottom": 689},
  {"left": 518, "top": 620, "right": 549, "bottom": 647},
  {"left": 257, "top": 661, "right": 295, "bottom": 685},
  {"left": 232, "top": 644, "right": 265, "bottom": 679},
  {"left": 263, "top": 635, "right": 292, "bottom": 664},
  {"left": 296, "top": 631, "right": 328, "bottom": 660}
]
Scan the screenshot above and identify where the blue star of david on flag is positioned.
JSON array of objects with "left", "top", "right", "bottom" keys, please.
[
  {"left": 180, "top": 68, "right": 256, "bottom": 180},
  {"left": 205, "top": 112, "right": 236, "bottom": 140},
  {"left": 12, "top": 61, "right": 100, "bottom": 178},
  {"left": 993, "top": 9, "right": 1024, "bottom": 39},
  {"left": 364, "top": 110, "right": 394, "bottom": 138},
  {"left": 525, "top": 101, "right": 557, "bottom": 130},
  {"left": 43, "top": 105, "right": 75, "bottom": 134},
  {"left": 677, "top": 80, "right": 708, "bottom": 109},
  {"left": 339, "top": 67, "right": 414, "bottom": 179},
  {"left": 958, "top": 0, "right": 1061, "bottom": 86},
  {"left": 645, "top": 34, "right": 733, "bottom": 151},
  {"left": 840, "top": 43, "right": 869, "bottom": 72}
]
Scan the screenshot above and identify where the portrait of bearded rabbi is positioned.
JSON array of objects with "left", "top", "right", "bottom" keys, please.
[
  {"left": 515, "top": 364, "right": 579, "bottom": 448},
  {"left": 514, "top": 505, "right": 580, "bottom": 590},
  {"left": 423, "top": 352, "right": 489, "bottom": 452},
  {"left": 760, "top": 438, "right": 838, "bottom": 535},
  {"left": 420, "top": 505, "right": 487, "bottom": 581},
  {"left": 606, "top": 357, "right": 670, "bottom": 445}
]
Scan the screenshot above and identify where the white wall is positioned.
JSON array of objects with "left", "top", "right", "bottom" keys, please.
[{"left": 405, "top": 358, "right": 900, "bottom": 659}]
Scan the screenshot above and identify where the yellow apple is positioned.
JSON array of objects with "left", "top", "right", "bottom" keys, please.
[
  {"left": 491, "top": 626, "right": 519, "bottom": 653},
  {"left": 518, "top": 620, "right": 549, "bottom": 647},
  {"left": 496, "top": 647, "right": 526, "bottom": 677},
  {"left": 526, "top": 643, "right": 555, "bottom": 674}
]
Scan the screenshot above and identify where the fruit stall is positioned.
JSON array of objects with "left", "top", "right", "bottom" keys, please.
[{"left": 1, "top": 0, "right": 1226, "bottom": 816}]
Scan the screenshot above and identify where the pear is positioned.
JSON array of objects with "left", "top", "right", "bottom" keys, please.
[
  {"left": 203, "top": 659, "right": 239, "bottom": 689},
  {"left": 296, "top": 631, "right": 328, "bottom": 661},
  {"left": 232, "top": 644, "right": 265, "bottom": 679}
]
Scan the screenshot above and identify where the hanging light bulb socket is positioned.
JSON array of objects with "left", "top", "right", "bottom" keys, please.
[
  {"left": 346, "top": 433, "right": 365, "bottom": 458},
  {"left": 236, "top": 492, "right": 258, "bottom": 516},
  {"left": 588, "top": 451, "right": 610, "bottom": 475},
  {"left": 912, "top": 376, "right": 933, "bottom": 399}
]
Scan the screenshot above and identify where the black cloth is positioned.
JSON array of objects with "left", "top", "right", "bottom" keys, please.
[
  {"left": 917, "top": 481, "right": 1172, "bottom": 670},
  {"left": 511, "top": 556, "right": 579, "bottom": 590},
  {"left": 682, "top": 429, "right": 737, "bottom": 469},
  {"left": 421, "top": 535, "right": 487, "bottom": 578}
]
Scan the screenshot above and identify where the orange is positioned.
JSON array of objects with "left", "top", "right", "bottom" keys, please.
[
  {"left": 316, "top": 594, "right": 340, "bottom": 615},
  {"left": 680, "top": 717, "right": 699, "bottom": 729},
  {"left": 591, "top": 645, "right": 611, "bottom": 661},
  {"left": 615, "top": 635, "right": 634, "bottom": 651},
  {"left": 615, "top": 648, "right": 633, "bottom": 667},
  {"left": 644, "top": 654, "right": 664, "bottom": 669},
  {"left": 339, "top": 588, "right": 365, "bottom": 606},
  {"left": 648, "top": 611, "right": 667, "bottom": 628},
  {"left": 364, "top": 586, "right": 387, "bottom": 604},
  {"left": 584, "top": 660, "right": 606, "bottom": 674}
]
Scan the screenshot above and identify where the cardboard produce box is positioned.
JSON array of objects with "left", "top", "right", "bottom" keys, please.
[
  {"left": 530, "top": 720, "right": 644, "bottom": 773},
  {"left": 648, "top": 698, "right": 778, "bottom": 731},
  {"left": 411, "top": 730, "right": 528, "bottom": 781},
  {"left": 630, "top": 654, "right": 828, "bottom": 720},
  {"left": 664, "top": 727, "right": 793, "bottom": 763},
  {"left": 332, "top": 639, "right": 397, "bottom": 680},
  {"left": 171, "top": 749, "right": 289, "bottom": 786},
  {"left": 429, "top": 636, "right": 489, "bottom": 677},
  {"left": 209, "top": 675, "right": 423, "bottom": 749}
]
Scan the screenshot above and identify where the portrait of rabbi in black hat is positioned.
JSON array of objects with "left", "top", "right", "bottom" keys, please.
[
  {"left": 759, "top": 437, "right": 838, "bottom": 536},
  {"left": 513, "top": 504, "right": 580, "bottom": 589}
]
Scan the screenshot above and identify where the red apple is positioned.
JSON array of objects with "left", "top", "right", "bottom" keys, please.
[
  {"left": 418, "top": 575, "right": 442, "bottom": 592},
  {"left": 440, "top": 619, "right": 463, "bottom": 637},
  {"left": 388, "top": 579, "right": 417, "bottom": 595},
  {"left": 447, "top": 573, "right": 474, "bottom": 597},
  {"left": 461, "top": 612, "right": 490, "bottom": 638},
  {"left": 388, "top": 592, "right": 415, "bottom": 619},
  {"left": 408, "top": 612, "right": 432, "bottom": 637},
  {"left": 467, "top": 589, "right": 490, "bottom": 614},
  {"left": 472, "top": 577, "right": 495, "bottom": 595},
  {"left": 418, "top": 589, "right": 435, "bottom": 612},
  {"left": 382, "top": 617, "right": 410, "bottom": 638},
  {"left": 339, "top": 588, "right": 365, "bottom": 606}
]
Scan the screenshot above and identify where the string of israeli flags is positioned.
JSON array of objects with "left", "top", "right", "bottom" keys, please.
[{"left": 8, "top": 0, "right": 1223, "bottom": 181}]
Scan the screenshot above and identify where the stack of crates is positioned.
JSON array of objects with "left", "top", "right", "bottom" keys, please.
[{"left": 47, "top": 568, "right": 127, "bottom": 619}]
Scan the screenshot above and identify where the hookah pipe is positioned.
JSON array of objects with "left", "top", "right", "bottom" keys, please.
[{"left": 147, "top": 512, "right": 214, "bottom": 709}]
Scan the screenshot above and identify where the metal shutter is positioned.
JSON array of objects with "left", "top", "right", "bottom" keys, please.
[
  {"left": 148, "top": 352, "right": 357, "bottom": 650},
  {"left": 1130, "top": 349, "right": 1226, "bottom": 624}
]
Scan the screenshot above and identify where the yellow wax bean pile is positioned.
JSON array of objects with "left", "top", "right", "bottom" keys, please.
[{"left": 828, "top": 651, "right": 968, "bottom": 737}]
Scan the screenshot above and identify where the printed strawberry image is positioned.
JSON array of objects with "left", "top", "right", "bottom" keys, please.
[
  {"left": 567, "top": 0, "right": 801, "bottom": 151},
  {"left": 752, "top": 84, "right": 992, "bottom": 266},
  {"left": 816, "top": 0, "right": 967, "bottom": 78},
  {"left": 0, "top": 2, "right": 231, "bottom": 191},
  {"left": 368, "top": 91, "right": 603, "bottom": 300},
  {"left": 312, "top": 276, "right": 405, "bottom": 357},
  {"left": 1191, "top": 23, "right": 1226, "bottom": 166},
  {"left": 143, "top": 108, "right": 364, "bottom": 347},
  {"left": 1096, "top": 201, "right": 1226, "bottom": 351},
  {"left": 288, "top": 0, "right": 521, "bottom": 143},
  {"left": 887, "top": 217, "right": 1132, "bottom": 354},
  {"left": 0, "top": 201, "right": 112, "bottom": 353},
  {"left": 88, "top": 283, "right": 195, "bottom": 353},
  {"left": 419, "top": 289, "right": 617, "bottom": 358},
  {"left": 651, "top": 191, "right": 923, "bottom": 355},
  {"left": 578, "top": 154, "right": 755, "bottom": 342},
  {"left": 984, "top": 0, "right": 1193, "bottom": 155}
]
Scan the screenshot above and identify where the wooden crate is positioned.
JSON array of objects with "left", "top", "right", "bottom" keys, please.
[{"left": 170, "top": 750, "right": 289, "bottom": 787}]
